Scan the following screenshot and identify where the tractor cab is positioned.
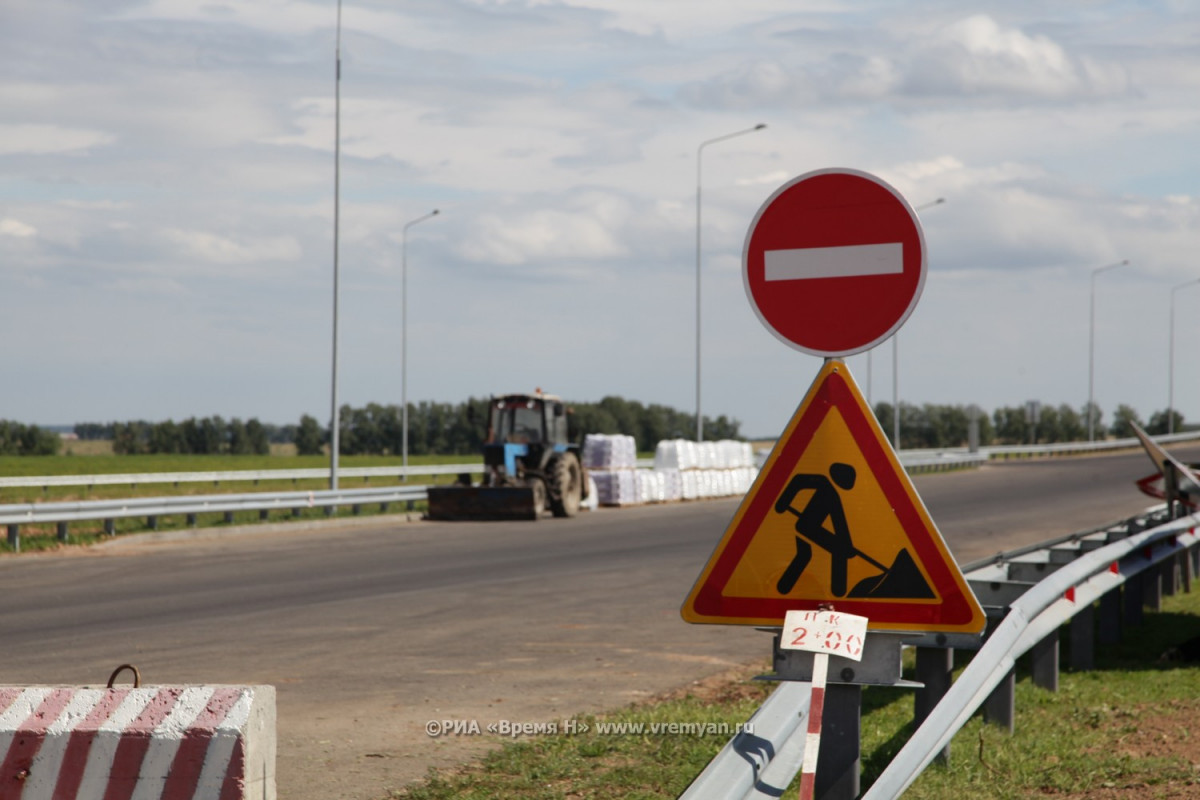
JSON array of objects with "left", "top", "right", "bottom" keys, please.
[
  {"left": 483, "top": 393, "right": 568, "bottom": 481},
  {"left": 487, "top": 394, "right": 567, "bottom": 445}
]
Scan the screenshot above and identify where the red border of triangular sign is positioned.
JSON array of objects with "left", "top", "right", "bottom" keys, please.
[{"left": 681, "top": 360, "right": 985, "bottom": 633}]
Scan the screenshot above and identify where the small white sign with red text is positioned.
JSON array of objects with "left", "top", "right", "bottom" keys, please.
[{"left": 780, "top": 609, "right": 868, "bottom": 662}]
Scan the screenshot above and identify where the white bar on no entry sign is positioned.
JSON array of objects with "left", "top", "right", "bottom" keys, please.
[{"left": 765, "top": 242, "right": 903, "bottom": 281}]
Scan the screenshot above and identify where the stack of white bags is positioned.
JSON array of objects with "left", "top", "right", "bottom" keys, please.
[
  {"left": 654, "top": 439, "right": 755, "bottom": 502},
  {"left": 582, "top": 433, "right": 638, "bottom": 470},
  {"left": 583, "top": 434, "right": 640, "bottom": 505},
  {"left": 583, "top": 435, "right": 757, "bottom": 507}
]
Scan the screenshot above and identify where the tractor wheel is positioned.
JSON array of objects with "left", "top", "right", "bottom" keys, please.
[
  {"left": 547, "top": 452, "right": 583, "bottom": 517},
  {"left": 529, "top": 477, "right": 547, "bottom": 519}
]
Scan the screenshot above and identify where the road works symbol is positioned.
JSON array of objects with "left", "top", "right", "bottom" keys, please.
[
  {"left": 774, "top": 464, "right": 934, "bottom": 600},
  {"left": 681, "top": 360, "right": 985, "bottom": 634}
]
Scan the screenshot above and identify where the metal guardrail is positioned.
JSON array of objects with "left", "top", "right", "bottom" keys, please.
[
  {"left": 865, "top": 510, "right": 1200, "bottom": 798},
  {"left": 0, "top": 463, "right": 484, "bottom": 490},
  {"left": 679, "top": 504, "right": 1200, "bottom": 799},
  {"left": 899, "top": 452, "right": 987, "bottom": 472},
  {"left": 1, "top": 485, "right": 428, "bottom": 551},
  {"left": 678, "top": 681, "right": 813, "bottom": 800},
  {"left": 973, "top": 429, "right": 1200, "bottom": 459},
  {"left": 0, "top": 460, "right": 660, "bottom": 491},
  {"left": 0, "top": 448, "right": 1002, "bottom": 494}
]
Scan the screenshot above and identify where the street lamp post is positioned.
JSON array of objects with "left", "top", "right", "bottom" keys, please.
[
  {"left": 891, "top": 198, "right": 945, "bottom": 448},
  {"left": 695, "top": 123, "right": 766, "bottom": 441},
  {"left": 329, "top": 0, "right": 343, "bottom": 490},
  {"left": 401, "top": 209, "right": 440, "bottom": 474},
  {"left": 1169, "top": 277, "right": 1200, "bottom": 434},
  {"left": 1088, "top": 259, "right": 1129, "bottom": 441}
]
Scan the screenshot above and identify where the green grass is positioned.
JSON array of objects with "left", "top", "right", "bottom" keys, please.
[
  {"left": 0, "top": 452, "right": 478, "bottom": 499},
  {"left": 388, "top": 586, "right": 1200, "bottom": 799},
  {"left": 0, "top": 452, "right": 478, "bottom": 553}
]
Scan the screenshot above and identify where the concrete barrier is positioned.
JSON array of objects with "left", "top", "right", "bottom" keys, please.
[{"left": 0, "top": 685, "right": 274, "bottom": 799}]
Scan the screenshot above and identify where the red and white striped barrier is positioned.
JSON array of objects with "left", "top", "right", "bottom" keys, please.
[{"left": 0, "top": 685, "right": 275, "bottom": 800}]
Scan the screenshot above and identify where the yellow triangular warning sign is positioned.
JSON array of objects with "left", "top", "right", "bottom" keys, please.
[{"left": 682, "top": 360, "right": 985, "bottom": 634}]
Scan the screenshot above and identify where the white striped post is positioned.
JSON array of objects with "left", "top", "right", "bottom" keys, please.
[
  {"left": 798, "top": 650, "right": 829, "bottom": 800},
  {"left": 781, "top": 607, "right": 868, "bottom": 800}
]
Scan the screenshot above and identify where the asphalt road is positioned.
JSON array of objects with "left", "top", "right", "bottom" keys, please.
[{"left": 0, "top": 443, "right": 1194, "bottom": 799}]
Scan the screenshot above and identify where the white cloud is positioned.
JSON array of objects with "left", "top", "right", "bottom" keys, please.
[
  {"left": 457, "top": 192, "right": 631, "bottom": 267},
  {"left": 162, "top": 229, "right": 303, "bottom": 265},
  {"left": 0, "top": 219, "right": 38, "bottom": 238},
  {"left": 905, "top": 14, "right": 1132, "bottom": 99},
  {"left": 0, "top": 124, "right": 114, "bottom": 156}
]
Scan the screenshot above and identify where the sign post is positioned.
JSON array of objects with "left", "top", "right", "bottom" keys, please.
[{"left": 782, "top": 608, "right": 868, "bottom": 800}]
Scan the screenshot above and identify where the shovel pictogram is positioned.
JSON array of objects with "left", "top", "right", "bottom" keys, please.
[{"left": 774, "top": 465, "right": 935, "bottom": 599}]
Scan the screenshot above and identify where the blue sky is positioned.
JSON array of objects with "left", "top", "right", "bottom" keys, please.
[{"left": 3, "top": 0, "right": 1199, "bottom": 437}]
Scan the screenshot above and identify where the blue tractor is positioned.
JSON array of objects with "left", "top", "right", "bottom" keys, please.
[{"left": 426, "top": 392, "right": 589, "bottom": 520}]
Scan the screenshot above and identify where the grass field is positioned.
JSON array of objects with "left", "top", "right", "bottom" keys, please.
[{"left": 390, "top": 585, "right": 1200, "bottom": 800}]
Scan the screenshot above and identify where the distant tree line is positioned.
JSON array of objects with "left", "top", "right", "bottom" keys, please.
[
  {"left": 61, "top": 398, "right": 1192, "bottom": 457},
  {"left": 77, "top": 417, "right": 276, "bottom": 455},
  {"left": 76, "top": 397, "right": 742, "bottom": 457},
  {"left": 0, "top": 420, "right": 61, "bottom": 455},
  {"left": 331, "top": 396, "right": 740, "bottom": 456},
  {"left": 871, "top": 401, "right": 1186, "bottom": 449}
]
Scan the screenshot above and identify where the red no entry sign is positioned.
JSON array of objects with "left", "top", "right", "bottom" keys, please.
[{"left": 743, "top": 168, "right": 926, "bottom": 357}]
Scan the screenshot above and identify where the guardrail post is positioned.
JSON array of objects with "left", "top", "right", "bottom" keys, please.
[
  {"left": 1069, "top": 602, "right": 1095, "bottom": 671},
  {"left": 913, "top": 647, "right": 953, "bottom": 762},
  {"left": 1180, "top": 550, "right": 1193, "bottom": 593},
  {"left": 816, "top": 684, "right": 861, "bottom": 800},
  {"left": 224, "top": 511, "right": 235, "bottom": 524},
  {"left": 259, "top": 509, "right": 270, "bottom": 521},
  {"left": 57, "top": 521, "right": 68, "bottom": 542},
  {"left": 1030, "top": 632, "right": 1059, "bottom": 690},
  {"left": 1098, "top": 588, "right": 1121, "bottom": 645},
  {"left": 1162, "top": 557, "right": 1180, "bottom": 596},
  {"left": 147, "top": 515, "right": 158, "bottom": 530},
  {"left": 104, "top": 519, "right": 115, "bottom": 536},
  {"left": 1123, "top": 573, "right": 1144, "bottom": 628},
  {"left": 1144, "top": 566, "right": 1163, "bottom": 611},
  {"left": 186, "top": 513, "right": 197, "bottom": 526},
  {"left": 6, "top": 524, "right": 19, "bottom": 552},
  {"left": 983, "top": 668, "right": 1015, "bottom": 732}
]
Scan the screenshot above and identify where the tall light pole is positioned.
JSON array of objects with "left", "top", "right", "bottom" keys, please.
[
  {"left": 891, "top": 197, "right": 945, "bottom": 448},
  {"left": 695, "top": 123, "right": 766, "bottom": 441},
  {"left": 401, "top": 209, "right": 440, "bottom": 473},
  {"left": 329, "top": 0, "right": 343, "bottom": 490},
  {"left": 1169, "top": 277, "right": 1200, "bottom": 434},
  {"left": 1088, "top": 259, "right": 1129, "bottom": 441}
]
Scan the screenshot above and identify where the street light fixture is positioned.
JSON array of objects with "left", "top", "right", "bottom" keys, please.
[
  {"left": 890, "top": 197, "right": 946, "bottom": 448},
  {"left": 401, "top": 209, "right": 440, "bottom": 473},
  {"left": 1088, "top": 259, "right": 1130, "bottom": 441},
  {"left": 1169, "top": 277, "right": 1200, "bottom": 434},
  {"left": 695, "top": 123, "right": 767, "bottom": 441}
]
